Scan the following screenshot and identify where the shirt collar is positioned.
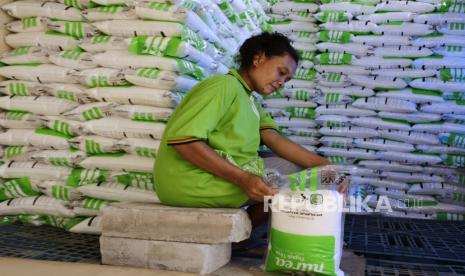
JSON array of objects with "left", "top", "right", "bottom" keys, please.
[{"left": 228, "top": 68, "right": 252, "bottom": 94}]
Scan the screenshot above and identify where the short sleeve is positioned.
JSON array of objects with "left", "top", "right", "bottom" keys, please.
[
  {"left": 255, "top": 98, "right": 278, "bottom": 131},
  {"left": 164, "top": 75, "right": 237, "bottom": 145}
]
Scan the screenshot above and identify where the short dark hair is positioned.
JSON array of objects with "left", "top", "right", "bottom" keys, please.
[{"left": 236, "top": 32, "right": 299, "bottom": 69}]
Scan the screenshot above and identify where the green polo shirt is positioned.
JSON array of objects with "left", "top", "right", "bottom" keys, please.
[{"left": 153, "top": 68, "right": 278, "bottom": 208}]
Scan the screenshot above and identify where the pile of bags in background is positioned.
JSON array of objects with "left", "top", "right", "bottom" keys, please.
[
  {"left": 0, "top": 0, "right": 268, "bottom": 234},
  {"left": 262, "top": 0, "right": 465, "bottom": 221}
]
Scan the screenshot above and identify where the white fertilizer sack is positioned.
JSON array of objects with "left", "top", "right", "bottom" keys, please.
[
  {"left": 1, "top": 1, "right": 83, "bottom": 21},
  {"left": 0, "top": 128, "right": 70, "bottom": 149},
  {"left": 0, "top": 96, "right": 78, "bottom": 116},
  {"left": 76, "top": 182, "right": 159, "bottom": 203},
  {"left": 112, "top": 105, "right": 172, "bottom": 122},
  {"left": 413, "top": 35, "right": 465, "bottom": 48},
  {"left": 69, "top": 216, "right": 101, "bottom": 235},
  {"left": 376, "top": 151, "right": 442, "bottom": 165},
  {"left": 0, "top": 80, "right": 46, "bottom": 97},
  {"left": 287, "top": 136, "right": 320, "bottom": 146},
  {"left": 410, "top": 78, "right": 465, "bottom": 93},
  {"left": 83, "top": 5, "right": 137, "bottom": 21},
  {"left": 314, "top": 65, "right": 370, "bottom": 75},
  {"left": 350, "top": 176, "right": 410, "bottom": 190},
  {"left": 0, "top": 196, "right": 75, "bottom": 217},
  {"left": 354, "top": 138, "right": 415, "bottom": 152},
  {"left": 315, "top": 115, "right": 352, "bottom": 128},
  {"left": 372, "top": 46, "right": 433, "bottom": 58},
  {"left": 91, "top": 20, "right": 184, "bottom": 38},
  {"left": 41, "top": 83, "right": 91, "bottom": 103},
  {"left": 351, "top": 57, "right": 413, "bottom": 70},
  {"left": 273, "top": 117, "right": 317, "bottom": 128},
  {"left": 373, "top": 22, "right": 434, "bottom": 36},
  {"left": 409, "top": 183, "right": 465, "bottom": 195},
  {"left": 269, "top": 1, "right": 319, "bottom": 14},
  {"left": 319, "top": 126, "right": 378, "bottom": 138},
  {"left": 0, "top": 64, "right": 77, "bottom": 84},
  {"left": 356, "top": 12, "right": 414, "bottom": 24},
  {"left": 351, "top": 35, "right": 411, "bottom": 47},
  {"left": 316, "top": 104, "right": 376, "bottom": 117},
  {"left": 0, "top": 111, "right": 42, "bottom": 129},
  {"left": 6, "top": 17, "right": 49, "bottom": 33},
  {"left": 316, "top": 86, "right": 374, "bottom": 97},
  {"left": 420, "top": 101, "right": 465, "bottom": 115},
  {"left": 81, "top": 117, "right": 166, "bottom": 139},
  {"left": 320, "top": 21, "right": 377, "bottom": 34},
  {"left": 348, "top": 76, "right": 408, "bottom": 90},
  {"left": 85, "top": 86, "right": 179, "bottom": 108},
  {"left": 352, "top": 97, "right": 416, "bottom": 112},
  {"left": 62, "top": 102, "right": 116, "bottom": 122},
  {"left": 417, "top": 144, "right": 465, "bottom": 154},
  {"left": 68, "top": 135, "right": 119, "bottom": 154},
  {"left": 115, "top": 138, "right": 160, "bottom": 158},
  {"left": 376, "top": 88, "right": 444, "bottom": 104},
  {"left": 123, "top": 68, "right": 198, "bottom": 92},
  {"left": 40, "top": 115, "right": 87, "bottom": 138},
  {"left": 48, "top": 49, "right": 96, "bottom": 70},
  {"left": 0, "top": 161, "right": 72, "bottom": 180},
  {"left": 78, "top": 35, "right": 127, "bottom": 52},
  {"left": 351, "top": 117, "right": 411, "bottom": 131},
  {"left": 5, "top": 32, "right": 78, "bottom": 51},
  {"left": 377, "top": 129, "right": 440, "bottom": 145},
  {"left": 413, "top": 57, "right": 465, "bottom": 69},
  {"left": 320, "top": 2, "right": 376, "bottom": 16},
  {"left": 375, "top": 1, "right": 435, "bottom": 13},
  {"left": 319, "top": 136, "right": 354, "bottom": 148},
  {"left": 317, "top": 147, "right": 378, "bottom": 159},
  {"left": 35, "top": 181, "right": 83, "bottom": 201},
  {"left": 0, "top": 47, "right": 50, "bottom": 65},
  {"left": 378, "top": 111, "right": 442, "bottom": 123},
  {"left": 264, "top": 190, "right": 343, "bottom": 275},
  {"left": 31, "top": 149, "right": 86, "bottom": 167},
  {"left": 2, "top": 146, "right": 38, "bottom": 161},
  {"left": 72, "top": 68, "right": 128, "bottom": 87},
  {"left": 357, "top": 160, "right": 423, "bottom": 172},
  {"left": 92, "top": 51, "right": 207, "bottom": 80},
  {"left": 316, "top": 42, "right": 372, "bottom": 56}
]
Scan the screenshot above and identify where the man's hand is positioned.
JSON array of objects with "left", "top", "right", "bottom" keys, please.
[
  {"left": 337, "top": 176, "right": 349, "bottom": 194},
  {"left": 237, "top": 172, "right": 278, "bottom": 202}
]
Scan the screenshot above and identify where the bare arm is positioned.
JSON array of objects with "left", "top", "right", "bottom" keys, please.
[
  {"left": 260, "top": 129, "right": 330, "bottom": 168},
  {"left": 172, "top": 141, "right": 277, "bottom": 202}
]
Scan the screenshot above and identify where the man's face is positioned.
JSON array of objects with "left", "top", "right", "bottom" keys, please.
[{"left": 248, "top": 53, "right": 297, "bottom": 96}]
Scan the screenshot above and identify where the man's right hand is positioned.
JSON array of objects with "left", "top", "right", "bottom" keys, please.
[{"left": 237, "top": 172, "right": 278, "bottom": 202}]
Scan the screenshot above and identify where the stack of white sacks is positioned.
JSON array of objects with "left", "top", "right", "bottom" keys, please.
[
  {"left": 263, "top": 0, "right": 465, "bottom": 221},
  {"left": 0, "top": 0, "right": 267, "bottom": 234},
  {"left": 259, "top": 0, "right": 321, "bottom": 152}
]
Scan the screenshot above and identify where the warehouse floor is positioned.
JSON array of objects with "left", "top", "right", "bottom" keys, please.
[{"left": 0, "top": 251, "right": 365, "bottom": 276}]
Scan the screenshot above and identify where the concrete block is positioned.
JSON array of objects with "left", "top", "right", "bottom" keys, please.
[
  {"left": 100, "top": 236, "right": 231, "bottom": 274},
  {"left": 101, "top": 202, "right": 251, "bottom": 243}
]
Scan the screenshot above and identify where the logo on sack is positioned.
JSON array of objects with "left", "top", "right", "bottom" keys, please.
[
  {"left": 275, "top": 257, "right": 325, "bottom": 273},
  {"left": 310, "top": 194, "right": 323, "bottom": 205}
]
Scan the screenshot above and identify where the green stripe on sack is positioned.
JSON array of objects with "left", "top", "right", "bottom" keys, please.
[
  {"left": 135, "top": 146, "right": 157, "bottom": 158},
  {"left": 21, "top": 17, "right": 37, "bottom": 29},
  {"left": 8, "top": 82, "right": 28, "bottom": 96},
  {"left": 5, "top": 111, "right": 29, "bottom": 120},
  {"left": 85, "top": 139, "right": 103, "bottom": 154},
  {"left": 52, "top": 120, "right": 73, "bottom": 136},
  {"left": 319, "top": 31, "right": 351, "bottom": 43},
  {"left": 436, "top": 212, "right": 465, "bottom": 221},
  {"left": 56, "top": 90, "right": 78, "bottom": 102},
  {"left": 82, "top": 107, "right": 105, "bottom": 121},
  {"left": 5, "top": 146, "right": 25, "bottom": 158},
  {"left": 309, "top": 168, "right": 318, "bottom": 191},
  {"left": 448, "top": 133, "right": 465, "bottom": 148},
  {"left": 91, "top": 35, "right": 111, "bottom": 44}
]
